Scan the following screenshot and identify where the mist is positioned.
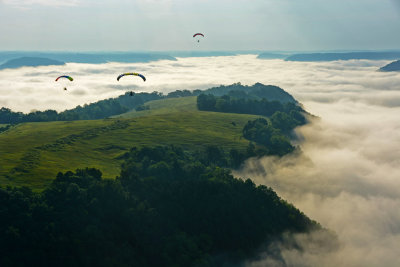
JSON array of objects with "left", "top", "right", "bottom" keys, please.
[
  {"left": 1, "top": 55, "right": 400, "bottom": 113},
  {"left": 230, "top": 59, "right": 400, "bottom": 265},
  {"left": 1, "top": 55, "right": 400, "bottom": 265}
]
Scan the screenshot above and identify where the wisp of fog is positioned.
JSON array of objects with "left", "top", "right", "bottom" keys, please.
[{"left": 1, "top": 55, "right": 400, "bottom": 266}]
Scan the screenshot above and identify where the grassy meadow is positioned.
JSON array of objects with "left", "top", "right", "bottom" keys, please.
[{"left": 0, "top": 97, "right": 260, "bottom": 190}]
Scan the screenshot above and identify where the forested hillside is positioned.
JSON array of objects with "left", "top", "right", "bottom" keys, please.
[{"left": 0, "top": 146, "right": 321, "bottom": 267}]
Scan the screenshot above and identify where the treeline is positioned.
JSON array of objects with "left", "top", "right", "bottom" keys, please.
[
  {"left": 0, "top": 89, "right": 193, "bottom": 124},
  {"left": 0, "top": 146, "right": 319, "bottom": 266},
  {"left": 197, "top": 93, "right": 306, "bottom": 120},
  {"left": 0, "top": 83, "right": 297, "bottom": 124},
  {"left": 0, "top": 92, "right": 163, "bottom": 124},
  {"left": 197, "top": 93, "right": 308, "bottom": 156},
  {"left": 167, "top": 83, "right": 296, "bottom": 103},
  {"left": 200, "top": 82, "right": 297, "bottom": 103}
]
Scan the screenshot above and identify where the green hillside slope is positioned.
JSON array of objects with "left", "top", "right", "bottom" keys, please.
[
  {"left": 115, "top": 96, "right": 198, "bottom": 118},
  {"left": 0, "top": 97, "right": 260, "bottom": 190}
]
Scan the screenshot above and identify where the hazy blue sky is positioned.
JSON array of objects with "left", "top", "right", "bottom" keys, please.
[{"left": 1, "top": 0, "right": 400, "bottom": 51}]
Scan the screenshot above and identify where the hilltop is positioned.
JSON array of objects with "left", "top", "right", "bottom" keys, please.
[
  {"left": 0, "top": 57, "right": 65, "bottom": 70},
  {"left": 0, "top": 99, "right": 260, "bottom": 189},
  {"left": 0, "top": 83, "right": 303, "bottom": 190},
  {"left": 0, "top": 83, "right": 297, "bottom": 124}
]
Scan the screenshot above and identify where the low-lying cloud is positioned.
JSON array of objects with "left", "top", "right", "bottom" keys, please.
[
  {"left": 232, "top": 58, "right": 400, "bottom": 266},
  {"left": 1, "top": 55, "right": 399, "bottom": 113},
  {"left": 1, "top": 55, "right": 400, "bottom": 265}
]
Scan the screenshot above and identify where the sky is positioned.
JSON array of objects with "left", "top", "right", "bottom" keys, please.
[{"left": 1, "top": 0, "right": 400, "bottom": 51}]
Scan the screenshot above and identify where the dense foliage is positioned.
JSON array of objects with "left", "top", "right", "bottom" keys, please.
[
  {"left": 197, "top": 92, "right": 307, "bottom": 155},
  {"left": 199, "top": 83, "right": 297, "bottom": 103},
  {"left": 0, "top": 146, "right": 318, "bottom": 267},
  {"left": 197, "top": 93, "right": 305, "bottom": 120},
  {"left": 243, "top": 118, "right": 294, "bottom": 156}
]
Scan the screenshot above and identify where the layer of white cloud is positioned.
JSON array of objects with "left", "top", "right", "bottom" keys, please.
[
  {"left": 240, "top": 112, "right": 400, "bottom": 266},
  {"left": 1, "top": 55, "right": 400, "bottom": 265},
  {"left": 1, "top": 55, "right": 399, "bottom": 113}
]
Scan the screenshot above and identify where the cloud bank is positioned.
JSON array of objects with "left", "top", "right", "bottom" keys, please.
[
  {"left": 240, "top": 110, "right": 400, "bottom": 266},
  {"left": 1, "top": 55, "right": 400, "bottom": 265},
  {"left": 1, "top": 55, "right": 399, "bottom": 113}
]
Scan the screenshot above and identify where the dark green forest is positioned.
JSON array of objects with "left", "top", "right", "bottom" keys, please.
[
  {"left": 197, "top": 93, "right": 305, "bottom": 120},
  {"left": 0, "top": 146, "right": 319, "bottom": 267},
  {"left": 197, "top": 92, "right": 307, "bottom": 156}
]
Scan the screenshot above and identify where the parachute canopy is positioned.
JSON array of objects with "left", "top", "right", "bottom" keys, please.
[
  {"left": 117, "top": 73, "right": 146, "bottom": 82},
  {"left": 193, "top": 33, "right": 204, "bottom": 38},
  {"left": 55, "top": 75, "right": 73, "bottom": 82}
]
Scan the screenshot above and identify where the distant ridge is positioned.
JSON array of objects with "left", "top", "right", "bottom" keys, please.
[
  {"left": 0, "top": 52, "right": 176, "bottom": 64},
  {"left": 257, "top": 53, "right": 289, "bottom": 59},
  {"left": 285, "top": 52, "right": 400, "bottom": 62},
  {"left": 168, "top": 51, "right": 237, "bottom": 57},
  {"left": 0, "top": 57, "right": 65, "bottom": 70},
  {"left": 379, "top": 60, "right": 400, "bottom": 72}
]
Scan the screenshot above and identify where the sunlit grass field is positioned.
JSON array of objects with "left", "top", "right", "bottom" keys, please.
[{"left": 0, "top": 97, "right": 260, "bottom": 190}]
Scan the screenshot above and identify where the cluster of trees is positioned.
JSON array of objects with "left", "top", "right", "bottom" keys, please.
[
  {"left": 243, "top": 118, "right": 294, "bottom": 156},
  {"left": 197, "top": 93, "right": 306, "bottom": 119},
  {"left": 0, "top": 146, "right": 319, "bottom": 266},
  {"left": 165, "top": 83, "right": 297, "bottom": 103},
  {"left": 197, "top": 93, "right": 307, "bottom": 155},
  {"left": 197, "top": 83, "right": 297, "bottom": 103}
]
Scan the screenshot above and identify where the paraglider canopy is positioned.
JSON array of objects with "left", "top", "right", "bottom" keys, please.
[
  {"left": 55, "top": 75, "right": 73, "bottom": 82},
  {"left": 193, "top": 33, "right": 204, "bottom": 43},
  {"left": 117, "top": 73, "right": 146, "bottom": 82}
]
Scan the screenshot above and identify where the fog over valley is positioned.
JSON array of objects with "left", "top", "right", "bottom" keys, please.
[
  {"left": 1, "top": 55, "right": 400, "bottom": 113},
  {"left": 1, "top": 55, "right": 400, "bottom": 266}
]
